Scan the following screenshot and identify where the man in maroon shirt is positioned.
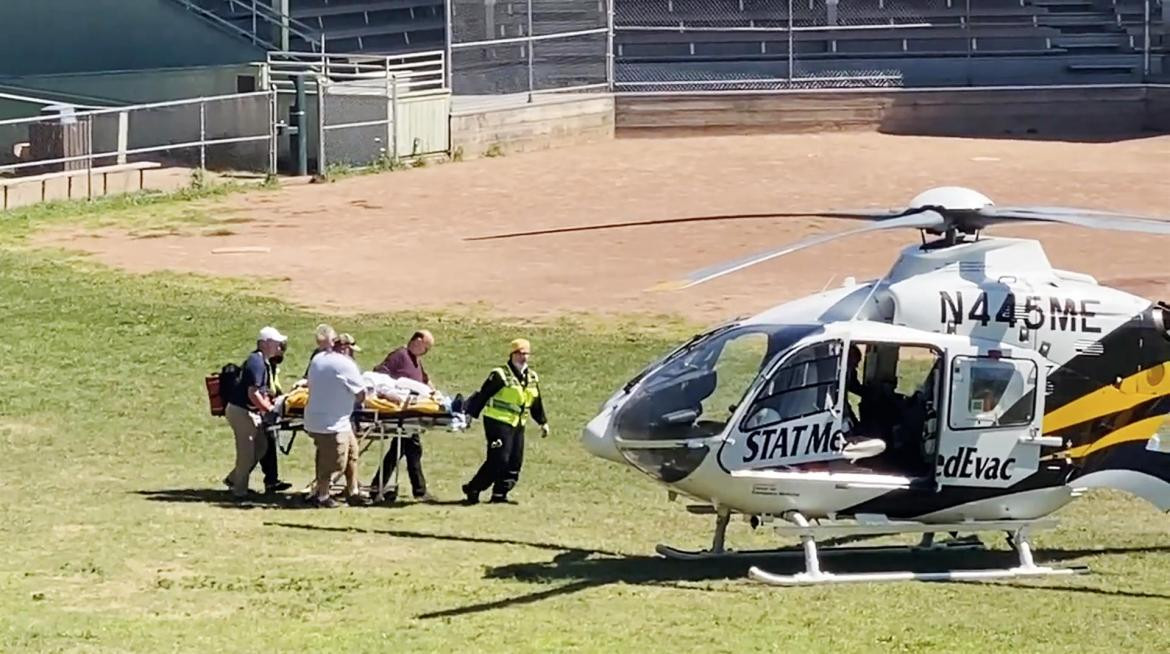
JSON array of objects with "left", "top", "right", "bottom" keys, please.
[{"left": 369, "top": 330, "right": 436, "bottom": 502}]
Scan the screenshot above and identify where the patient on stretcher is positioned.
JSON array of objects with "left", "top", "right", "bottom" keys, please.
[{"left": 281, "top": 371, "right": 465, "bottom": 425}]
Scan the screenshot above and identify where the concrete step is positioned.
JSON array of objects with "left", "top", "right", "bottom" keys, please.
[
  {"left": 1034, "top": 0, "right": 1095, "bottom": 9},
  {"left": 1037, "top": 12, "right": 1118, "bottom": 26},
  {"left": 1066, "top": 62, "right": 1136, "bottom": 72},
  {"left": 1053, "top": 33, "right": 1129, "bottom": 46}
]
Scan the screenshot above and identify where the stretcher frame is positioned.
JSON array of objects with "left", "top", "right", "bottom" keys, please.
[{"left": 276, "top": 407, "right": 466, "bottom": 502}]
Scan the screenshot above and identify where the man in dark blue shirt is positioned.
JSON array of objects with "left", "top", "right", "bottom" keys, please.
[
  {"left": 224, "top": 326, "right": 287, "bottom": 498},
  {"left": 255, "top": 340, "right": 292, "bottom": 493}
]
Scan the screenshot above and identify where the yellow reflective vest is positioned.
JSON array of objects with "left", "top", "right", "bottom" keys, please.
[
  {"left": 268, "top": 360, "right": 283, "bottom": 396},
  {"left": 482, "top": 365, "right": 540, "bottom": 427}
]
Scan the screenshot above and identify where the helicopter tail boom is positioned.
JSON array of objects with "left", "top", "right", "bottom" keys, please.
[{"left": 1072, "top": 438, "right": 1170, "bottom": 511}]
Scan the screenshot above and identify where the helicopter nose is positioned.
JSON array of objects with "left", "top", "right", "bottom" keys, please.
[{"left": 581, "top": 407, "right": 624, "bottom": 464}]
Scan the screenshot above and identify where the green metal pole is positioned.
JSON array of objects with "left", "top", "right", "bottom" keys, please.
[{"left": 292, "top": 76, "right": 307, "bottom": 176}]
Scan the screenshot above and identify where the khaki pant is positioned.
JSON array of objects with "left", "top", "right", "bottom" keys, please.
[
  {"left": 310, "top": 430, "right": 359, "bottom": 497},
  {"left": 226, "top": 403, "right": 268, "bottom": 496}
]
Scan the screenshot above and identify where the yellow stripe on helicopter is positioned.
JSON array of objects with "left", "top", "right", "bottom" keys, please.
[
  {"left": 1053, "top": 414, "right": 1169, "bottom": 460},
  {"left": 1043, "top": 362, "right": 1170, "bottom": 434}
]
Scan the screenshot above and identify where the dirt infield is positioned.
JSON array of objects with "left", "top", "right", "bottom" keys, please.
[{"left": 38, "top": 132, "right": 1170, "bottom": 323}]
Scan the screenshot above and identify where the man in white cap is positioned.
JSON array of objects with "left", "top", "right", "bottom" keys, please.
[{"left": 224, "top": 325, "right": 287, "bottom": 498}]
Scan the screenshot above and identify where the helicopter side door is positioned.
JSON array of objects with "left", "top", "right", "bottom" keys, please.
[
  {"left": 935, "top": 345, "right": 1048, "bottom": 488},
  {"left": 718, "top": 339, "right": 847, "bottom": 471}
]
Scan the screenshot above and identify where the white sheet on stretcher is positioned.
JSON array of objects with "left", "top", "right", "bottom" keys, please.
[{"left": 361, "top": 371, "right": 448, "bottom": 405}]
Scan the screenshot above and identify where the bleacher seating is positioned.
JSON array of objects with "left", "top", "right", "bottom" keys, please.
[
  {"left": 294, "top": 0, "right": 445, "bottom": 52},
  {"left": 185, "top": 0, "right": 1165, "bottom": 89},
  {"left": 191, "top": 0, "right": 445, "bottom": 54},
  {"left": 613, "top": 0, "right": 1167, "bottom": 69}
]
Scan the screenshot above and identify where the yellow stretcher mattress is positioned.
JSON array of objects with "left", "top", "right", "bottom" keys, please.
[{"left": 283, "top": 387, "right": 447, "bottom": 416}]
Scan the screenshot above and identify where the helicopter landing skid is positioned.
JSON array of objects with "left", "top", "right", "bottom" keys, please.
[
  {"left": 747, "top": 513, "right": 1089, "bottom": 586},
  {"left": 655, "top": 511, "right": 984, "bottom": 561}
]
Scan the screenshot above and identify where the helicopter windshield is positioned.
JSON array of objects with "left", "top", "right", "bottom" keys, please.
[{"left": 613, "top": 324, "right": 822, "bottom": 442}]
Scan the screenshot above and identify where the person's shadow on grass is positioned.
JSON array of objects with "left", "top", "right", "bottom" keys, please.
[
  {"left": 135, "top": 488, "right": 471, "bottom": 510},
  {"left": 135, "top": 488, "right": 320, "bottom": 510}
]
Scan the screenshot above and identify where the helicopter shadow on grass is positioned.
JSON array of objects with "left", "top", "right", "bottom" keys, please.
[
  {"left": 262, "top": 522, "right": 1170, "bottom": 619},
  {"left": 416, "top": 542, "right": 1170, "bottom": 619}
]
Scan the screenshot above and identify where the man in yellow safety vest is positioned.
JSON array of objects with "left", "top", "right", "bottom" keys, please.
[{"left": 461, "top": 338, "right": 549, "bottom": 504}]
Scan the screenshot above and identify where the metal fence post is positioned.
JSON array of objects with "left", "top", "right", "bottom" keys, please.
[
  {"left": 787, "top": 0, "right": 793, "bottom": 82},
  {"left": 444, "top": 0, "right": 454, "bottom": 89},
  {"left": 293, "top": 75, "right": 307, "bottom": 176},
  {"left": 391, "top": 73, "right": 399, "bottom": 160},
  {"left": 199, "top": 99, "right": 207, "bottom": 172},
  {"left": 268, "top": 87, "right": 278, "bottom": 177},
  {"left": 86, "top": 115, "right": 94, "bottom": 200},
  {"left": 965, "top": 0, "right": 973, "bottom": 85},
  {"left": 527, "top": 0, "right": 535, "bottom": 101},
  {"left": 606, "top": 0, "right": 615, "bottom": 91},
  {"left": 116, "top": 110, "right": 129, "bottom": 165},
  {"left": 316, "top": 74, "right": 327, "bottom": 175},
  {"left": 385, "top": 67, "right": 394, "bottom": 162},
  {"left": 1144, "top": 0, "right": 1151, "bottom": 81},
  {"left": 252, "top": 0, "right": 258, "bottom": 44}
]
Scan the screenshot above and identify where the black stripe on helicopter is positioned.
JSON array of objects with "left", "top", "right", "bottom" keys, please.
[
  {"left": 1051, "top": 393, "right": 1170, "bottom": 454},
  {"left": 989, "top": 305, "right": 1170, "bottom": 421},
  {"left": 839, "top": 465, "right": 1071, "bottom": 519},
  {"left": 1044, "top": 305, "right": 1170, "bottom": 413}
]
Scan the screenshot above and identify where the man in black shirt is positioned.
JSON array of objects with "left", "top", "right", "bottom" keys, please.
[{"left": 224, "top": 326, "right": 286, "bottom": 498}]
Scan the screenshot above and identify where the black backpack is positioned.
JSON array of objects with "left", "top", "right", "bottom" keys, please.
[{"left": 218, "top": 363, "right": 244, "bottom": 402}]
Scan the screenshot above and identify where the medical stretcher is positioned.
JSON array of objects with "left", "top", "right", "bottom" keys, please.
[{"left": 274, "top": 386, "right": 469, "bottom": 502}]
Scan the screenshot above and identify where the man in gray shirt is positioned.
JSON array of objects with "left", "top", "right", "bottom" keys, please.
[{"left": 305, "top": 326, "right": 368, "bottom": 508}]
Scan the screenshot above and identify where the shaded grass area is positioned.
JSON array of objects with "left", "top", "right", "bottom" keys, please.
[{"left": 0, "top": 205, "right": 1169, "bottom": 652}]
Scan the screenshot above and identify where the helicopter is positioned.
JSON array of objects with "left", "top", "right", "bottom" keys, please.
[{"left": 477, "top": 186, "right": 1170, "bottom": 585}]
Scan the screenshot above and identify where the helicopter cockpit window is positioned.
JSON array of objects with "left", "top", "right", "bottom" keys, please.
[
  {"left": 742, "top": 341, "right": 843, "bottom": 430},
  {"left": 948, "top": 356, "right": 1037, "bottom": 430},
  {"left": 612, "top": 324, "right": 818, "bottom": 442}
]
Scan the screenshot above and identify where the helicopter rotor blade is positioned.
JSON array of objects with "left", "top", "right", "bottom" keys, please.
[
  {"left": 980, "top": 206, "right": 1170, "bottom": 235},
  {"left": 652, "top": 210, "right": 946, "bottom": 291},
  {"left": 463, "top": 208, "right": 915, "bottom": 241}
]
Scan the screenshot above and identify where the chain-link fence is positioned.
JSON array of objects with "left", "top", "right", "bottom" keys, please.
[
  {"left": 0, "top": 92, "right": 276, "bottom": 180},
  {"left": 613, "top": 0, "right": 1168, "bottom": 90},
  {"left": 448, "top": 0, "right": 612, "bottom": 96}
]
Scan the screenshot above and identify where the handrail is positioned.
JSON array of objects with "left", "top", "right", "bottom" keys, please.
[
  {"left": 265, "top": 50, "right": 447, "bottom": 96},
  {"left": 169, "top": 0, "right": 325, "bottom": 52},
  {"left": 0, "top": 91, "right": 273, "bottom": 128},
  {"left": 173, "top": 0, "right": 280, "bottom": 49},
  {"left": 229, "top": 0, "right": 324, "bottom": 50}
]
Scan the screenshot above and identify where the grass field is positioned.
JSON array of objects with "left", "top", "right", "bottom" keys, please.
[{"left": 3, "top": 188, "right": 1170, "bottom": 653}]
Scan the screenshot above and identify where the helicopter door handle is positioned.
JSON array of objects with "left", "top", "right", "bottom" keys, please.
[{"left": 1019, "top": 434, "right": 1064, "bottom": 447}]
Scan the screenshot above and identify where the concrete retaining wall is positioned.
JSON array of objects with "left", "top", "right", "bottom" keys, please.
[
  {"left": 450, "top": 94, "right": 614, "bottom": 159},
  {"left": 1147, "top": 86, "right": 1170, "bottom": 132},
  {"left": 0, "top": 164, "right": 191, "bottom": 211},
  {"left": 616, "top": 86, "right": 1169, "bottom": 139}
]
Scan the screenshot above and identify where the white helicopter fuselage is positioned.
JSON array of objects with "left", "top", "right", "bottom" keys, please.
[{"left": 583, "top": 236, "right": 1170, "bottom": 523}]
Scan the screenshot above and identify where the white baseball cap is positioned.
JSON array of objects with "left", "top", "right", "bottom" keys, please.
[{"left": 258, "top": 326, "right": 287, "bottom": 343}]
